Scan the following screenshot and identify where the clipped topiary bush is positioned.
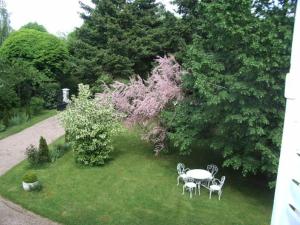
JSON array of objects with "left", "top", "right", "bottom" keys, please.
[
  {"left": 22, "top": 172, "right": 42, "bottom": 191},
  {"left": 22, "top": 172, "right": 38, "bottom": 183}
]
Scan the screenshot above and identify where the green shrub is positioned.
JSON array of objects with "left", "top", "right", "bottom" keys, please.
[
  {"left": 60, "top": 84, "right": 123, "bottom": 166},
  {"left": 91, "top": 73, "right": 113, "bottom": 93},
  {"left": 26, "top": 138, "right": 51, "bottom": 165},
  {"left": 2, "top": 111, "right": 10, "bottom": 127},
  {"left": 0, "top": 122, "right": 6, "bottom": 132},
  {"left": 22, "top": 172, "right": 38, "bottom": 183},
  {"left": 25, "top": 145, "right": 39, "bottom": 166},
  {"left": 9, "top": 112, "right": 28, "bottom": 126},
  {"left": 38, "top": 136, "right": 50, "bottom": 163},
  {"left": 30, "top": 97, "right": 45, "bottom": 115},
  {"left": 50, "top": 143, "right": 70, "bottom": 162},
  {"left": 39, "top": 82, "right": 60, "bottom": 109}
]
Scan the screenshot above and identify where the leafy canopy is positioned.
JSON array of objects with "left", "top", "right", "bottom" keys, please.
[
  {"left": 163, "top": 0, "right": 295, "bottom": 183},
  {"left": 21, "top": 22, "right": 47, "bottom": 32},
  {"left": 0, "top": 28, "right": 69, "bottom": 82}
]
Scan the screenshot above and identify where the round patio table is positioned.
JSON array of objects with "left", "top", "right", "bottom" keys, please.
[
  {"left": 186, "top": 169, "right": 212, "bottom": 180},
  {"left": 186, "top": 169, "right": 212, "bottom": 194}
]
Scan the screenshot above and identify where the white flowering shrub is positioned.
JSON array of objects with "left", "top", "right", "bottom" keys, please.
[{"left": 59, "top": 84, "right": 123, "bottom": 166}]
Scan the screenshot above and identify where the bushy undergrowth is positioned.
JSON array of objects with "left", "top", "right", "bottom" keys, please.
[
  {"left": 8, "top": 112, "right": 29, "bottom": 127},
  {"left": 29, "top": 97, "right": 45, "bottom": 115},
  {"left": 50, "top": 143, "right": 70, "bottom": 162}
]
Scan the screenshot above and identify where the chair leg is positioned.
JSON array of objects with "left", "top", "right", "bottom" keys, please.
[
  {"left": 182, "top": 185, "right": 185, "bottom": 195},
  {"left": 209, "top": 190, "right": 212, "bottom": 199},
  {"left": 218, "top": 190, "right": 222, "bottom": 200},
  {"left": 177, "top": 176, "right": 180, "bottom": 185},
  {"left": 190, "top": 189, "right": 192, "bottom": 199}
]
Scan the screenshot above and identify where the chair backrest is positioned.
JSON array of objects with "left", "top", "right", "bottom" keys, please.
[
  {"left": 183, "top": 177, "right": 194, "bottom": 183},
  {"left": 219, "top": 176, "right": 226, "bottom": 188},
  {"left": 207, "top": 164, "right": 218, "bottom": 177},
  {"left": 177, "top": 163, "right": 186, "bottom": 175}
]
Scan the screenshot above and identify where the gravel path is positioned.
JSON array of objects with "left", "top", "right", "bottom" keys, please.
[
  {"left": 0, "top": 116, "right": 64, "bottom": 225},
  {"left": 0, "top": 116, "right": 64, "bottom": 176},
  {"left": 0, "top": 196, "right": 59, "bottom": 225}
]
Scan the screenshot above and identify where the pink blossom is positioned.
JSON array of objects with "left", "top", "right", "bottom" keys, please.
[{"left": 96, "top": 55, "right": 184, "bottom": 153}]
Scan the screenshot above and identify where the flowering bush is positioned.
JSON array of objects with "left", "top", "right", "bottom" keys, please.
[
  {"left": 25, "top": 145, "right": 39, "bottom": 166},
  {"left": 97, "top": 56, "right": 183, "bottom": 154},
  {"left": 60, "top": 84, "right": 123, "bottom": 166}
]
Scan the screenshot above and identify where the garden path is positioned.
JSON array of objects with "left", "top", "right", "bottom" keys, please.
[{"left": 0, "top": 115, "right": 64, "bottom": 225}]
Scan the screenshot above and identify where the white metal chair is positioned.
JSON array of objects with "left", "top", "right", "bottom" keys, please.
[
  {"left": 177, "top": 163, "right": 190, "bottom": 185},
  {"left": 209, "top": 176, "right": 226, "bottom": 200},
  {"left": 207, "top": 164, "right": 218, "bottom": 177},
  {"left": 182, "top": 177, "right": 197, "bottom": 199},
  {"left": 204, "top": 164, "right": 218, "bottom": 187}
]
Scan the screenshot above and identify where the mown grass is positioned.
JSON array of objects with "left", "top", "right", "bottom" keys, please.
[
  {"left": 0, "top": 110, "right": 57, "bottom": 140},
  {"left": 0, "top": 131, "right": 273, "bottom": 225}
]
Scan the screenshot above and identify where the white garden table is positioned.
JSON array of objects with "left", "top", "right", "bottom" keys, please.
[{"left": 186, "top": 169, "right": 212, "bottom": 193}]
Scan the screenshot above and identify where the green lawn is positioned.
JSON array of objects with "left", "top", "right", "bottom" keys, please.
[
  {"left": 0, "top": 110, "right": 57, "bottom": 140},
  {"left": 0, "top": 131, "right": 273, "bottom": 225}
]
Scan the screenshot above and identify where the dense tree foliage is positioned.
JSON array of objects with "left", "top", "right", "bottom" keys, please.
[
  {"left": 0, "top": 58, "right": 52, "bottom": 126},
  {"left": 0, "top": 0, "right": 11, "bottom": 45},
  {"left": 0, "top": 28, "right": 69, "bottom": 84},
  {"left": 163, "top": 0, "right": 296, "bottom": 183},
  {"left": 21, "top": 22, "right": 47, "bottom": 32},
  {"left": 68, "top": 0, "right": 182, "bottom": 88}
]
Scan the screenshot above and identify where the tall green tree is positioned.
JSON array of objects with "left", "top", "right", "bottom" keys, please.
[
  {"left": 0, "top": 0, "right": 11, "bottom": 45},
  {"left": 21, "top": 22, "right": 47, "bottom": 32},
  {"left": 68, "top": 0, "right": 183, "bottom": 86},
  {"left": 0, "top": 29, "right": 71, "bottom": 108},
  {"left": 0, "top": 28, "right": 69, "bottom": 84},
  {"left": 0, "top": 59, "right": 48, "bottom": 121},
  {"left": 163, "top": 0, "right": 296, "bottom": 184}
]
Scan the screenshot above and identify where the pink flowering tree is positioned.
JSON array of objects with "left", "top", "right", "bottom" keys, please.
[{"left": 96, "top": 55, "right": 183, "bottom": 154}]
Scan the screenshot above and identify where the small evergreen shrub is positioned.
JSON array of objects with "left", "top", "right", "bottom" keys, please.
[
  {"left": 38, "top": 136, "right": 50, "bottom": 163},
  {"left": 23, "top": 172, "right": 38, "bottom": 183},
  {"left": 26, "top": 137, "right": 51, "bottom": 165}
]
